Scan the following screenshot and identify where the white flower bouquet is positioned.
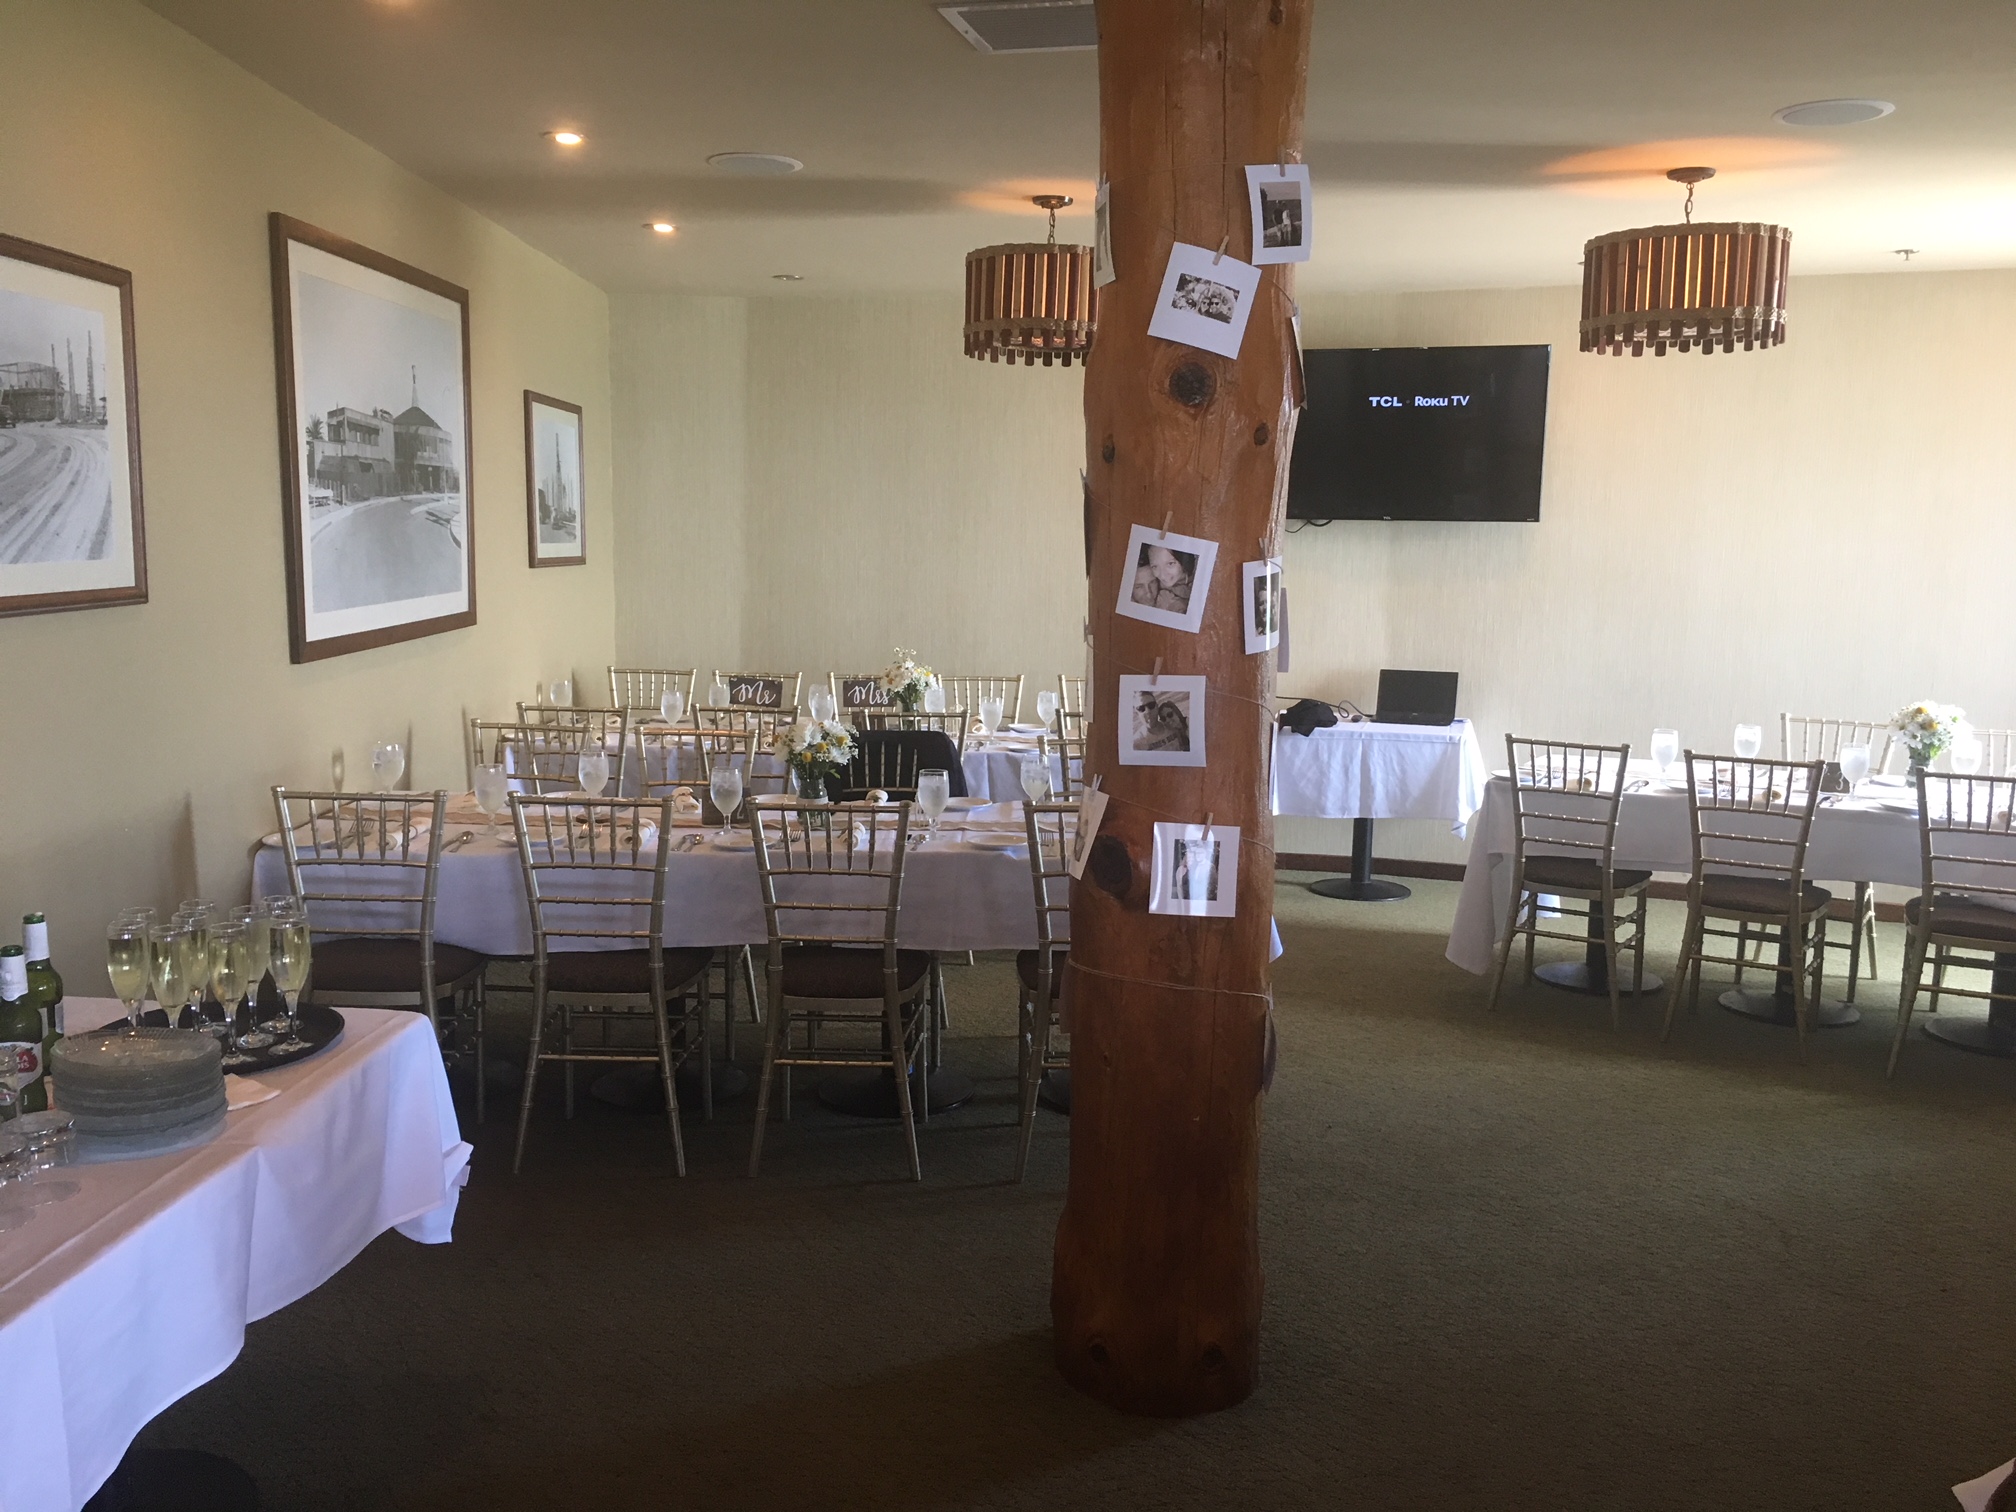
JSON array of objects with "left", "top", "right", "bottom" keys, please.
[
  {"left": 1891, "top": 699, "right": 1968, "bottom": 769},
  {"left": 879, "top": 648, "right": 935, "bottom": 712},
  {"left": 774, "top": 717, "right": 856, "bottom": 801}
]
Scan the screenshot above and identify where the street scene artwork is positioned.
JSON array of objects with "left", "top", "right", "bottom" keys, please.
[
  {"left": 0, "top": 235, "right": 146, "bottom": 617},
  {"left": 273, "top": 216, "right": 474, "bottom": 661},
  {"left": 524, "top": 392, "right": 584, "bottom": 567}
]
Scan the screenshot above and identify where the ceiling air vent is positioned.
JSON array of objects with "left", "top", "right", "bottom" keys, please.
[{"left": 937, "top": 1, "right": 1097, "bottom": 54}]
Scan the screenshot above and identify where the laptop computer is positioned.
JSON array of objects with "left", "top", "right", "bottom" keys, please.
[{"left": 1374, "top": 669, "right": 1459, "bottom": 727}]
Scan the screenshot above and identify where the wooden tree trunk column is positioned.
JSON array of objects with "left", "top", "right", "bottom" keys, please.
[{"left": 1053, "top": 0, "right": 1311, "bottom": 1417}]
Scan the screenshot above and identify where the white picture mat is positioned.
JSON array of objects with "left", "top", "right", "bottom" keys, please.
[
  {"left": 1243, "top": 557, "right": 1283, "bottom": 654},
  {"left": 0, "top": 257, "right": 136, "bottom": 597},
  {"left": 289, "top": 238, "right": 469, "bottom": 646},
  {"left": 529, "top": 400, "right": 582, "bottom": 557},
  {"left": 1246, "top": 163, "right": 1312, "bottom": 265},
  {"left": 1093, "top": 180, "right": 1116, "bottom": 288},
  {"left": 1146, "top": 242, "right": 1261, "bottom": 361},
  {"left": 1067, "top": 785, "right": 1110, "bottom": 880},
  {"left": 1115, "top": 521, "right": 1218, "bottom": 634},
  {"left": 1149, "top": 822, "right": 1241, "bottom": 918},
  {"left": 1118, "top": 673, "right": 1208, "bottom": 768}
]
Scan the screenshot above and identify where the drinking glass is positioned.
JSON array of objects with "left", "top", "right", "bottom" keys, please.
[
  {"left": 228, "top": 905, "right": 275, "bottom": 1050},
  {"left": 474, "top": 762, "right": 510, "bottom": 835},
  {"left": 550, "top": 678, "right": 572, "bottom": 708},
  {"left": 579, "top": 747, "right": 611, "bottom": 797},
  {"left": 149, "top": 924, "right": 191, "bottom": 1030},
  {"left": 709, "top": 763, "right": 744, "bottom": 837},
  {"left": 268, "top": 911, "right": 313, "bottom": 1054},
  {"left": 1036, "top": 690, "right": 1060, "bottom": 731},
  {"left": 105, "top": 918, "right": 151, "bottom": 1032},
  {"left": 1733, "top": 724, "right": 1762, "bottom": 760},
  {"left": 1650, "top": 728, "right": 1680, "bottom": 776},
  {"left": 922, "top": 680, "right": 947, "bottom": 715},
  {"left": 807, "top": 686, "right": 836, "bottom": 722},
  {"left": 1019, "top": 752, "right": 1050, "bottom": 805},
  {"left": 208, "top": 924, "right": 249, "bottom": 1065},
  {"left": 915, "top": 768, "right": 950, "bottom": 838},
  {"left": 1839, "top": 741, "right": 1872, "bottom": 793},
  {"left": 708, "top": 676, "right": 731, "bottom": 706},
  {"left": 179, "top": 920, "right": 214, "bottom": 1032},
  {"left": 371, "top": 740, "right": 405, "bottom": 792},
  {"left": 978, "top": 696, "right": 1005, "bottom": 735},
  {"left": 659, "top": 688, "right": 687, "bottom": 726},
  {"left": 1952, "top": 734, "right": 1984, "bottom": 775},
  {"left": 258, "top": 899, "right": 302, "bottom": 1034}
]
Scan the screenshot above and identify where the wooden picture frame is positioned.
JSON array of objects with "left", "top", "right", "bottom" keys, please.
[
  {"left": 0, "top": 232, "right": 147, "bottom": 617},
  {"left": 269, "top": 213, "right": 476, "bottom": 663},
  {"left": 523, "top": 390, "right": 584, "bottom": 568}
]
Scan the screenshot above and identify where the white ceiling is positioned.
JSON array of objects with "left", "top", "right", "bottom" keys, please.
[{"left": 142, "top": 0, "right": 2016, "bottom": 296}]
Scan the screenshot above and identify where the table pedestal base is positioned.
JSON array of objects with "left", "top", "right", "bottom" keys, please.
[
  {"left": 1309, "top": 818, "right": 1411, "bottom": 903},
  {"left": 1037, "top": 1068, "right": 1072, "bottom": 1115},
  {"left": 589, "top": 1059, "right": 750, "bottom": 1112},
  {"left": 1922, "top": 1016, "right": 2016, "bottom": 1057},
  {"left": 1534, "top": 961, "right": 1665, "bottom": 996},
  {"left": 819, "top": 1069, "right": 975, "bottom": 1118},
  {"left": 1719, "top": 988, "right": 1860, "bottom": 1029},
  {"left": 83, "top": 1448, "right": 257, "bottom": 1512}
]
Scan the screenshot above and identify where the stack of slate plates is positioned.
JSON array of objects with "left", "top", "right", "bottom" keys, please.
[{"left": 52, "top": 1029, "right": 226, "bottom": 1159}]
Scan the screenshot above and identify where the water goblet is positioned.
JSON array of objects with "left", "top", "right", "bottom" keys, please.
[
  {"left": 550, "top": 677, "right": 572, "bottom": 708},
  {"left": 1733, "top": 724, "right": 1762, "bottom": 761},
  {"left": 371, "top": 740, "right": 405, "bottom": 793},
  {"left": 579, "top": 747, "right": 611, "bottom": 797},
  {"left": 708, "top": 676, "right": 731, "bottom": 707},
  {"left": 1839, "top": 742, "right": 1872, "bottom": 794},
  {"left": 105, "top": 918, "right": 151, "bottom": 1032},
  {"left": 1019, "top": 752, "right": 1050, "bottom": 807},
  {"left": 978, "top": 696, "right": 1004, "bottom": 736},
  {"left": 709, "top": 763, "right": 744, "bottom": 838},
  {"left": 1036, "top": 690, "right": 1060, "bottom": 731},
  {"left": 474, "top": 763, "right": 510, "bottom": 835},
  {"left": 659, "top": 688, "right": 687, "bottom": 726},
  {"left": 807, "top": 686, "right": 836, "bottom": 722},
  {"left": 922, "top": 680, "right": 947, "bottom": 715},
  {"left": 1951, "top": 734, "right": 1984, "bottom": 775},
  {"left": 1649, "top": 728, "right": 1680, "bottom": 777},
  {"left": 915, "top": 768, "right": 950, "bottom": 840}
]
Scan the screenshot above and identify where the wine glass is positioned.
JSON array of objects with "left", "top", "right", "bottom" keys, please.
[
  {"left": 149, "top": 923, "right": 191, "bottom": 1030},
  {"left": 208, "top": 924, "right": 249, "bottom": 1065},
  {"left": 807, "top": 686, "right": 836, "bottom": 722},
  {"left": 659, "top": 688, "right": 687, "bottom": 726},
  {"left": 1839, "top": 741, "right": 1872, "bottom": 794},
  {"left": 1019, "top": 752, "right": 1050, "bottom": 807},
  {"left": 229, "top": 905, "right": 275, "bottom": 1050},
  {"left": 978, "top": 696, "right": 1004, "bottom": 736},
  {"left": 371, "top": 740, "right": 405, "bottom": 792},
  {"left": 1733, "top": 724, "right": 1762, "bottom": 760},
  {"left": 1952, "top": 732, "right": 1984, "bottom": 775},
  {"left": 1036, "top": 690, "right": 1060, "bottom": 731},
  {"left": 708, "top": 676, "right": 731, "bottom": 706},
  {"left": 578, "top": 747, "right": 611, "bottom": 797},
  {"left": 268, "top": 910, "right": 313, "bottom": 1053},
  {"left": 106, "top": 918, "right": 151, "bottom": 1032},
  {"left": 474, "top": 762, "right": 510, "bottom": 835},
  {"left": 1650, "top": 727, "right": 1679, "bottom": 777},
  {"left": 709, "top": 762, "right": 744, "bottom": 838},
  {"left": 915, "top": 768, "right": 950, "bottom": 839},
  {"left": 922, "top": 680, "right": 947, "bottom": 715}
]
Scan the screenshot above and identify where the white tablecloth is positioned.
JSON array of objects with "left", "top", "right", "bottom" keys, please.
[
  {"left": 1271, "top": 718, "right": 1489, "bottom": 832},
  {"left": 961, "top": 736, "right": 1064, "bottom": 803},
  {"left": 1447, "top": 766, "right": 1930, "bottom": 973},
  {"left": 0, "top": 999, "right": 468, "bottom": 1512}
]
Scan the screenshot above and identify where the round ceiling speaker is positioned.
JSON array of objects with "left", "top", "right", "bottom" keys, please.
[
  {"left": 706, "top": 152, "right": 805, "bottom": 176},
  {"left": 1773, "top": 99, "right": 1895, "bottom": 127}
]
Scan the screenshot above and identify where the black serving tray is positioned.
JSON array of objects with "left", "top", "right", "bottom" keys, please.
[{"left": 119, "top": 996, "right": 345, "bottom": 1072}]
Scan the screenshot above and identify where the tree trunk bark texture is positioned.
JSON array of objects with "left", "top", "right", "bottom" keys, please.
[{"left": 1053, "top": 0, "right": 1311, "bottom": 1418}]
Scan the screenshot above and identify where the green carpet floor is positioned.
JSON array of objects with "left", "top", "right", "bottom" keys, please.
[{"left": 138, "top": 876, "right": 2016, "bottom": 1509}]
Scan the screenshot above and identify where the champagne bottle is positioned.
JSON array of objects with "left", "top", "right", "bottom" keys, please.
[
  {"left": 0, "top": 947, "right": 42, "bottom": 1118},
  {"left": 24, "top": 914, "right": 63, "bottom": 1114}
]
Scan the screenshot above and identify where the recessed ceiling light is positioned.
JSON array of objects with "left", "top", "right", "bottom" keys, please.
[
  {"left": 708, "top": 152, "right": 804, "bottom": 177},
  {"left": 547, "top": 130, "right": 585, "bottom": 147},
  {"left": 772, "top": 273, "right": 804, "bottom": 281},
  {"left": 646, "top": 221, "right": 676, "bottom": 235},
  {"left": 1773, "top": 99, "right": 1894, "bottom": 128}
]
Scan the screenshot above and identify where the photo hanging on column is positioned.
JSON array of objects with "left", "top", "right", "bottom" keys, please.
[
  {"left": 1242, "top": 557, "right": 1282, "bottom": 654},
  {"left": 1117, "top": 673, "right": 1207, "bottom": 768},
  {"left": 1093, "top": 180, "right": 1116, "bottom": 288},
  {"left": 1149, "top": 821, "right": 1241, "bottom": 919},
  {"left": 1245, "top": 163, "right": 1312, "bottom": 266},
  {"left": 1066, "top": 783, "right": 1110, "bottom": 881},
  {"left": 1114, "top": 521, "right": 1217, "bottom": 634},
  {"left": 1146, "top": 242, "right": 1261, "bottom": 360}
]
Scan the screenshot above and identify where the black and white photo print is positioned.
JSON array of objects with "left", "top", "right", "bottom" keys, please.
[
  {"left": 1245, "top": 162, "right": 1313, "bottom": 265},
  {"left": 1242, "top": 557, "right": 1282, "bottom": 654},
  {"left": 1118, "top": 673, "right": 1208, "bottom": 768},
  {"left": 1093, "top": 179, "right": 1116, "bottom": 288},
  {"left": 1149, "top": 821, "right": 1241, "bottom": 918},
  {"left": 1146, "top": 242, "right": 1261, "bottom": 360},
  {"left": 1115, "top": 522, "right": 1217, "bottom": 634}
]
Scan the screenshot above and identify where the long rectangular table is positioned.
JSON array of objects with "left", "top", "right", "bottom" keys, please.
[{"left": 0, "top": 999, "right": 467, "bottom": 1512}]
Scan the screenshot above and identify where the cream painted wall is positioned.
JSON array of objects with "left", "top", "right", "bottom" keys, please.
[{"left": 1, "top": 0, "right": 613, "bottom": 983}]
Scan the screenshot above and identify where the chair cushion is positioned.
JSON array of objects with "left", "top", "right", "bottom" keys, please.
[
  {"left": 781, "top": 945, "right": 931, "bottom": 999},
  {"left": 310, "top": 938, "right": 485, "bottom": 999},
  {"left": 1699, "top": 875, "right": 1832, "bottom": 917},
  {"left": 544, "top": 946, "right": 713, "bottom": 996},
  {"left": 1016, "top": 948, "right": 1068, "bottom": 996},
  {"left": 1905, "top": 894, "right": 2016, "bottom": 946},
  {"left": 1521, "top": 856, "right": 1652, "bottom": 893}
]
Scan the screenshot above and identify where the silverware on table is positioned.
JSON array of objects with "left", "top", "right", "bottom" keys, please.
[{"left": 441, "top": 830, "right": 476, "bottom": 853}]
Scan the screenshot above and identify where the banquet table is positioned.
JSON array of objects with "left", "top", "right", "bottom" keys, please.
[
  {"left": 961, "top": 730, "right": 1065, "bottom": 804},
  {"left": 1272, "top": 718, "right": 1490, "bottom": 901},
  {"left": 0, "top": 998, "right": 468, "bottom": 1512}
]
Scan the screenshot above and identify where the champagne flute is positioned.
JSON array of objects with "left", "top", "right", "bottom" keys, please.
[
  {"left": 180, "top": 921, "right": 214, "bottom": 1032},
  {"left": 268, "top": 912, "right": 314, "bottom": 1053},
  {"left": 659, "top": 688, "right": 687, "bottom": 726},
  {"left": 474, "top": 762, "right": 509, "bottom": 836},
  {"left": 915, "top": 768, "right": 950, "bottom": 840},
  {"left": 209, "top": 924, "right": 248, "bottom": 1065},
  {"left": 228, "top": 905, "right": 275, "bottom": 1050},
  {"left": 1036, "top": 689, "right": 1060, "bottom": 731},
  {"left": 371, "top": 740, "right": 405, "bottom": 793},
  {"left": 579, "top": 747, "right": 611, "bottom": 797},
  {"left": 1650, "top": 727, "right": 1679, "bottom": 778},
  {"left": 1733, "top": 724, "right": 1762, "bottom": 760},
  {"left": 709, "top": 762, "right": 744, "bottom": 838},
  {"left": 978, "top": 696, "right": 1004, "bottom": 736},
  {"left": 106, "top": 918, "right": 151, "bottom": 1033},
  {"left": 1019, "top": 751, "right": 1050, "bottom": 807},
  {"left": 149, "top": 924, "right": 191, "bottom": 1030},
  {"left": 258, "top": 899, "right": 301, "bottom": 1034}
]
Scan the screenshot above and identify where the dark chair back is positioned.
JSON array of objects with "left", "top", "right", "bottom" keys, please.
[{"left": 831, "top": 730, "right": 969, "bottom": 802}]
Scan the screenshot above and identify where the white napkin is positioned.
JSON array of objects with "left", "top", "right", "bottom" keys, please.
[
  {"left": 226, "top": 1075, "right": 281, "bottom": 1110},
  {"left": 1953, "top": 1459, "right": 2013, "bottom": 1511}
]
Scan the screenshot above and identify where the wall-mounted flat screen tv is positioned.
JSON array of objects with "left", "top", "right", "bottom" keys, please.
[{"left": 1287, "top": 344, "right": 1550, "bottom": 521}]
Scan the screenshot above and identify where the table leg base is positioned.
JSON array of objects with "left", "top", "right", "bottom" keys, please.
[
  {"left": 1308, "top": 877, "right": 1412, "bottom": 903},
  {"left": 818, "top": 1069, "right": 975, "bottom": 1118},
  {"left": 1921, "top": 1016, "right": 2016, "bottom": 1058},
  {"left": 1533, "top": 960, "right": 1665, "bottom": 997},
  {"left": 1036, "top": 1068, "right": 1072, "bottom": 1115},
  {"left": 83, "top": 1448, "right": 257, "bottom": 1512},
  {"left": 588, "top": 1059, "right": 750, "bottom": 1112},
  {"left": 1718, "top": 988, "right": 1860, "bottom": 1029}
]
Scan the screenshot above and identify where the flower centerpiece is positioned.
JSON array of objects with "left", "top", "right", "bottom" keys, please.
[
  {"left": 879, "top": 648, "right": 935, "bottom": 713},
  {"left": 1891, "top": 700, "right": 1968, "bottom": 773},
  {"left": 774, "top": 717, "right": 856, "bottom": 803}
]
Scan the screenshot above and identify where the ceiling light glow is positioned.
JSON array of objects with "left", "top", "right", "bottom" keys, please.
[
  {"left": 548, "top": 130, "right": 585, "bottom": 147},
  {"left": 647, "top": 222, "right": 676, "bottom": 235}
]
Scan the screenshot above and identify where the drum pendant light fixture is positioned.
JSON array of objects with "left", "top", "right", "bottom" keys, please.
[
  {"left": 964, "top": 194, "right": 1099, "bottom": 367},
  {"left": 1580, "top": 167, "right": 1791, "bottom": 356}
]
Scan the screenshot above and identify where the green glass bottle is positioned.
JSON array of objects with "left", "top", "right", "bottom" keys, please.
[
  {"left": 23, "top": 914, "right": 62, "bottom": 1114},
  {"left": 0, "top": 947, "right": 41, "bottom": 1118}
]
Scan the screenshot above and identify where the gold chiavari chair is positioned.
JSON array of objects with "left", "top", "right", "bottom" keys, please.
[
  {"left": 1665, "top": 753, "right": 1831, "bottom": 1060},
  {"left": 712, "top": 671, "right": 804, "bottom": 710},
  {"left": 939, "top": 674, "right": 1026, "bottom": 724},
  {"left": 693, "top": 706, "right": 794, "bottom": 793},
  {"left": 1014, "top": 800, "right": 1074, "bottom": 1181},
  {"left": 509, "top": 794, "right": 715, "bottom": 1175},
  {"left": 273, "top": 788, "right": 488, "bottom": 1121},
  {"left": 1975, "top": 728, "right": 2016, "bottom": 778},
  {"left": 748, "top": 802, "right": 933, "bottom": 1180},
  {"left": 1485, "top": 738, "right": 1652, "bottom": 1029},
  {"left": 496, "top": 712, "right": 633, "bottom": 795},
  {"left": 856, "top": 709, "right": 969, "bottom": 759},
  {"left": 1779, "top": 713, "right": 1884, "bottom": 1000},
  {"left": 1058, "top": 674, "right": 1085, "bottom": 718},
  {"left": 1040, "top": 728, "right": 1088, "bottom": 798},
  {"left": 609, "top": 666, "right": 697, "bottom": 717},
  {"left": 1888, "top": 772, "right": 2016, "bottom": 1077}
]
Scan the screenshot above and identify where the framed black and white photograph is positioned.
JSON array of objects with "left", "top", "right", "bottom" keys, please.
[
  {"left": 1118, "top": 673, "right": 1208, "bottom": 768},
  {"left": 0, "top": 233, "right": 146, "bottom": 619},
  {"left": 1066, "top": 783, "right": 1109, "bottom": 881},
  {"left": 1245, "top": 162, "right": 1313, "bottom": 266},
  {"left": 1114, "top": 522, "right": 1217, "bottom": 634},
  {"left": 1146, "top": 242, "right": 1261, "bottom": 360},
  {"left": 1093, "top": 179, "right": 1116, "bottom": 288},
  {"left": 1149, "top": 821, "right": 1241, "bottom": 919},
  {"left": 270, "top": 213, "right": 474, "bottom": 664},
  {"left": 524, "top": 391, "right": 584, "bottom": 568},
  {"left": 1242, "top": 556, "right": 1282, "bottom": 654}
]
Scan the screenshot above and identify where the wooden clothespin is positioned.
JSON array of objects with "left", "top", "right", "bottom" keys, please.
[
  {"left": 1203, "top": 811, "right": 1215, "bottom": 838},
  {"left": 1160, "top": 510, "right": 1172, "bottom": 539},
  {"left": 1212, "top": 234, "right": 1229, "bottom": 265}
]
